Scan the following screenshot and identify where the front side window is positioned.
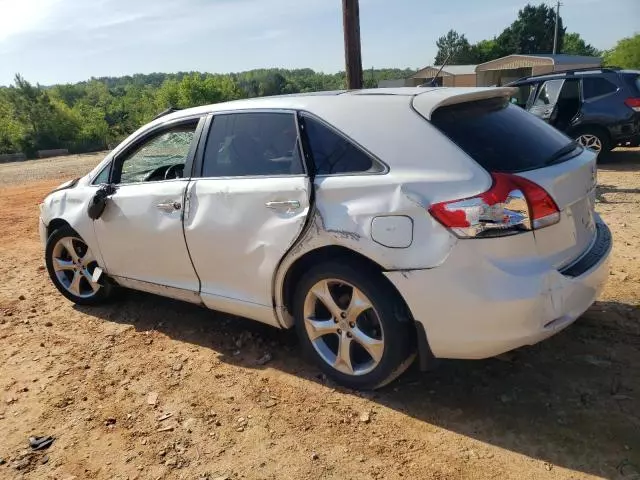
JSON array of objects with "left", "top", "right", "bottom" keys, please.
[
  {"left": 533, "top": 79, "right": 564, "bottom": 106},
  {"left": 92, "top": 164, "right": 111, "bottom": 185},
  {"left": 202, "top": 112, "right": 303, "bottom": 177},
  {"left": 116, "top": 122, "right": 198, "bottom": 184},
  {"left": 300, "top": 115, "right": 381, "bottom": 175}
]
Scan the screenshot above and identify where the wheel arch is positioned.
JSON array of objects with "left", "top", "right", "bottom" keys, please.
[
  {"left": 280, "top": 245, "right": 413, "bottom": 328},
  {"left": 279, "top": 244, "right": 435, "bottom": 371},
  {"left": 569, "top": 123, "right": 613, "bottom": 143},
  {"left": 47, "top": 218, "right": 72, "bottom": 240}
]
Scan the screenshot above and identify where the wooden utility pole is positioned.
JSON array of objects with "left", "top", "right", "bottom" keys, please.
[
  {"left": 342, "top": 0, "right": 363, "bottom": 89},
  {"left": 553, "top": 0, "right": 562, "bottom": 54}
]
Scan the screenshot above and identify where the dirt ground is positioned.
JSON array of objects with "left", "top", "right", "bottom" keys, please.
[{"left": 0, "top": 150, "right": 639, "bottom": 480}]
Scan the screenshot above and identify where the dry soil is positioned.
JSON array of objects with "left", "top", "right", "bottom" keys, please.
[{"left": 0, "top": 150, "right": 639, "bottom": 480}]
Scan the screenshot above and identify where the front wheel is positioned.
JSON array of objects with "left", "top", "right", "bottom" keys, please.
[
  {"left": 293, "top": 262, "right": 415, "bottom": 390},
  {"left": 45, "top": 226, "right": 114, "bottom": 305}
]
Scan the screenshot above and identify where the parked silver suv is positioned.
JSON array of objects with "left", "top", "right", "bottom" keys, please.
[{"left": 39, "top": 87, "right": 612, "bottom": 389}]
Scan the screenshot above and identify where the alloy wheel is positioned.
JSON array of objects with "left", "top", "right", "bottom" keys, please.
[
  {"left": 303, "top": 279, "right": 384, "bottom": 376},
  {"left": 577, "top": 134, "right": 602, "bottom": 153},
  {"left": 51, "top": 236, "right": 101, "bottom": 299}
]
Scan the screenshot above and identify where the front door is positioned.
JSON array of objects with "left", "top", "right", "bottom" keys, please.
[
  {"left": 94, "top": 118, "right": 203, "bottom": 299},
  {"left": 184, "top": 111, "right": 311, "bottom": 325}
]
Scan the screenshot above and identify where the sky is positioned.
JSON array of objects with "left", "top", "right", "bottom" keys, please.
[{"left": 0, "top": 0, "right": 638, "bottom": 86}]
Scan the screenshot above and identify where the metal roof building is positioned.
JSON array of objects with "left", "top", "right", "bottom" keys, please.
[
  {"left": 410, "top": 65, "right": 477, "bottom": 87},
  {"left": 377, "top": 54, "right": 602, "bottom": 89},
  {"left": 379, "top": 65, "right": 477, "bottom": 88},
  {"left": 475, "top": 54, "right": 602, "bottom": 86}
]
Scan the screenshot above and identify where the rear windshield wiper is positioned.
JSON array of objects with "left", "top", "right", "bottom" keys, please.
[{"left": 545, "top": 140, "right": 581, "bottom": 166}]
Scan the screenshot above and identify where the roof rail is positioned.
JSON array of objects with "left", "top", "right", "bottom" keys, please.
[
  {"left": 153, "top": 107, "right": 182, "bottom": 120},
  {"left": 512, "top": 66, "right": 622, "bottom": 83},
  {"left": 556, "top": 66, "right": 621, "bottom": 75}
]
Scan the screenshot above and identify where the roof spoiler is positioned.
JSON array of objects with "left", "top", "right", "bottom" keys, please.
[{"left": 413, "top": 87, "right": 518, "bottom": 119}]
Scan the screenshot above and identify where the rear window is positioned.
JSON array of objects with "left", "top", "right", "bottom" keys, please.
[{"left": 431, "top": 97, "right": 575, "bottom": 173}]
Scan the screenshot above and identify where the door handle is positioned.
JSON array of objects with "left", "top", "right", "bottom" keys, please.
[
  {"left": 265, "top": 200, "right": 301, "bottom": 211},
  {"left": 156, "top": 201, "right": 181, "bottom": 212}
]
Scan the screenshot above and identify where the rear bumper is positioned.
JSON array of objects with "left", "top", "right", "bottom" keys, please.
[
  {"left": 611, "top": 116, "right": 640, "bottom": 147},
  {"left": 385, "top": 221, "right": 612, "bottom": 359}
]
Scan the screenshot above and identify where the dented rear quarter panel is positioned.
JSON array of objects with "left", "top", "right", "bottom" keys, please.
[{"left": 273, "top": 94, "right": 497, "bottom": 327}]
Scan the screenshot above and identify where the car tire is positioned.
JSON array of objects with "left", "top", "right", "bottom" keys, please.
[
  {"left": 293, "top": 261, "right": 415, "bottom": 390},
  {"left": 574, "top": 127, "right": 612, "bottom": 156},
  {"left": 45, "top": 225, "right": 114, "bottom": 305}
]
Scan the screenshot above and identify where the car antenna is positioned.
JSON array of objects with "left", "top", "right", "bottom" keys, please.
[{"left": 422, "top": 53, "right": 451, "bottom": 87}]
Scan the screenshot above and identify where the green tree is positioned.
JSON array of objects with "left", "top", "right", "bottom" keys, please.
[
  {"left": 70, "top": 102, "right": 110, "bottom": 152},
  {"left": 435, "top": 30, "right": 473, "bottom": 65},
  {"left": 156, "top": 79, "right": 182, "bottom": 109},
  {"left": 497, "top": 3, "right": 564, "bottom": 54},
  {"left": 468, "top": 39, "right": 504, "bottom": 63},
  {"left": 6, "top": 74, "right": 80, "bottom": 155},
  {"left": 563, "top": 32, "right": 600, "bottom": 56},
  {"left": 604, "top": 34, "right": 640, "bottom": 69},
  {"left": 0, "top": 90, "right": 24, "bottom": 153}
]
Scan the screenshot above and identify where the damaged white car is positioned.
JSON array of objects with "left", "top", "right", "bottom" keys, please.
[{"left": 39, "top": 87, "right": 612, "bottom": 389}]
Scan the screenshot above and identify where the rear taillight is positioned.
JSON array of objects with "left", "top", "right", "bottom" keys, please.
[
  {"left": 624, "top": 98, "right": 640, "bottom": 112},
  {"left": 428, "top": 173, "right": 560, "bottom": 238}
]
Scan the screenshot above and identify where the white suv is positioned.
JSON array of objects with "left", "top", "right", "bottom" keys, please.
[{"left": 39, "top": 87, "right": 612, "bottom": 390}]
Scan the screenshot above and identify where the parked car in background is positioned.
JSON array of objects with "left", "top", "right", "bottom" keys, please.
[
  {"left": 507, "top": 67, "right": 640, "bottom": 154},
  {"left": 39, "top": 87, "right": 611, "bottom": 390}
]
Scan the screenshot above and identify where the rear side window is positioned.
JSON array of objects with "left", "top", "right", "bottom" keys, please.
[
  {"left": 431, "top": 97, "right": 574, "bottom": 173},
  {"left": 202, "top": 112, "right": 303, "bottom": 177},
  {"left": 300, "top": 115, "right": 382, "bottom": 175},
  {"left": 583, "top": 77, "right": 618, "bottom": 99}
]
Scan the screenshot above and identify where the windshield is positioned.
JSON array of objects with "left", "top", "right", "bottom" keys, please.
[{"left": 431, "top": 97, "right": 575, "bottom": 173}]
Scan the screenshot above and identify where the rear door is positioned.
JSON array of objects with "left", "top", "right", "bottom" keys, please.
[
  {"left": 429, "top": 96, "right": 598, "bottom": 268},
  {"left": 528, "top": 78, "right": 564, "bottom": 122},
  {"left": 183, "top": 111, "right": 311, "bottom": 325}
]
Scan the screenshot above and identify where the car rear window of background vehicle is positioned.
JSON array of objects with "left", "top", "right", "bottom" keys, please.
[{"left": 431, "top": 97, "right": 574, "bottom": 173}]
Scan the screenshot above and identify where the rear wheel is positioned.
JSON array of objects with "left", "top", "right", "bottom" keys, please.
[
  {"left": 574, "top": 127, "right": 612, "bottom": 155},
  {"left": 293, "top": 262, "right": 415, "bottom": 390},
  {"left": 45, "top": 226, "right": 113, "bottom": 305}
]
